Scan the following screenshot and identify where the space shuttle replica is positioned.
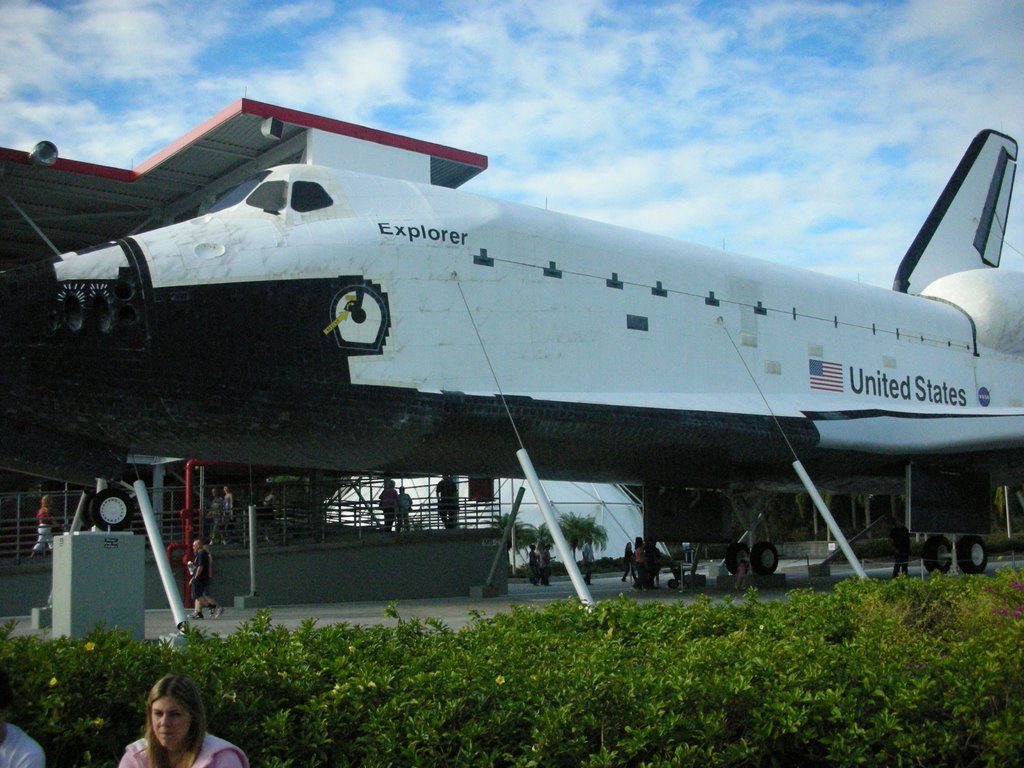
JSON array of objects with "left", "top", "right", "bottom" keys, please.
[{"left": 0, "top": 103, "right": 1018, "bottom": 575}]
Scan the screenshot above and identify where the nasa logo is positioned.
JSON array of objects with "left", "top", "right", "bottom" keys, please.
[{"left": 978, "top": 387, "right": 991, "bottom": 407}]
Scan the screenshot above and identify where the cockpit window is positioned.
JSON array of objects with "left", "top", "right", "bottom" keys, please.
[
  {"left": 246, "top": 180, "right": 288, "bottom": 214},
  {"left": 208, "top": 172, "right": 271, "bottom": 213},
  {"left": 291, "top": 181, "right": 333, "bottom": 213}
]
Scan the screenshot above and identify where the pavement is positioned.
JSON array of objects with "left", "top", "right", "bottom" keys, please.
[{"left": 6, "top": 556, "right": 1019, "bottom": 641}]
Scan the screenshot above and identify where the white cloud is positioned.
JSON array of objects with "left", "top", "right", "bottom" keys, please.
[
  {"left": 258, "top": 0, "right": 335, "bottom": 30},
  {"left": 254, "top": 32, "right": 411, "bottom": 117},
  {"left": 0, "top": 0, "right": 1021, "bottom": 285},
  {"left": 68, "top": 0, "right": 210, "bottom": 81},
  {"left": 0, "top": 1, "right": 68, "bottom": 101}
]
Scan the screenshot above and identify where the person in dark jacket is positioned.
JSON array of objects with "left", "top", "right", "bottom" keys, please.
[
  {"left": 890, "top": 515, "right": 911, "bottom": 577},
  {"left": 539, "top": 543, "right": 552, "bottom": 586},
  {"left": 528, "top": 544, "right": 540, "bottom": 585},
  {"left": 621, "top": 540, "right": 633, "bottom": 583}
]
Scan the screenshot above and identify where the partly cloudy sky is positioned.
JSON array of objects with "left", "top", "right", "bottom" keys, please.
[{"left": 1, "top": 0, "right": 1021, "bottom": 287}]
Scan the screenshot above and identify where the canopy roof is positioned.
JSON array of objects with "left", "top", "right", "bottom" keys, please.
[{"left": 0, "top": 99, "right": 488, "bottom": 267}]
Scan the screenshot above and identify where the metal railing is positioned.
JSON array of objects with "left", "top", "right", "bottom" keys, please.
[
  {"left": 322, "top": 475, "right": 501, "bottom": 536},
  {"left": 0, "top": 477, "right": 502, "bottom": 564},
  {"left": 0, "top": 488, "right": 189, "bottom": 565}
]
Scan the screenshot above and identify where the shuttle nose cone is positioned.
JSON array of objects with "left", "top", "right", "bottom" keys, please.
[
  {"left": 0, "top": 242, "right": 150, "bottom": 483},
  {"left": 0, "top": 256, "right": 61, "bottom": 342},
  {"left": 0, "top": 240, "right": 150, "bottom": 403},
  {"left": 49, "top": 241, "right": 144, "bottom": 337}
]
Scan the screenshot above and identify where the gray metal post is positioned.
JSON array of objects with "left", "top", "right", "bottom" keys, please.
[
  {"left": 69, "top": 491, "right": 90, "bottom": 534},
  {"left": 486, "top": 486, "right": 526, "bottom": 588},
  {"left": 247, "top": 504, "right": 257, "bottom": 596}
]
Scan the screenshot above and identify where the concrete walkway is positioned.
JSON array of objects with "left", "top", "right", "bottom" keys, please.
[{"left": 5, "top": 556, "right": 1017, "bottom": 641}]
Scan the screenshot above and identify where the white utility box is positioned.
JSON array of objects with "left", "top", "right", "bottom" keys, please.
[{"left": 52, "top": 532, "right": 145, "bottom": 640}]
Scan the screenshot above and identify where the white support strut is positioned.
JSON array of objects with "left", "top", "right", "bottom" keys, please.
[
  {"left": 134, "top": 479, "right": 189, "bottom": 629},
  {"left": 792, "top": 461, "right": 867, "bottom": 579},
  {"left": 517, "top": 448, "right": 596, "bottom": 607}
]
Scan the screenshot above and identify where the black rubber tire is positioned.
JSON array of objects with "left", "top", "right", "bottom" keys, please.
[
  {"left": 89, "top": 488, "right": 135, "bottom": 531},
  {"left": 956, "top": 535, "right": 987, "bottom": 574},
  {"left": 750, "top": 541, "right": 780, "bottom": 575},
  {"left": 667, "top": 578, "right": 679, "bottom": 590},
  {"left": 922, "top": 535, "right": 952, "bottom": 573},
  {"left": 725, "top": 542, "right": 750, "bottom": 575}
]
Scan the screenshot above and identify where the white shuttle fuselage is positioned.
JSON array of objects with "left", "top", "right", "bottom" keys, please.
[{"left": 2, "top": 130, "right": 1021, "bottom": 507}]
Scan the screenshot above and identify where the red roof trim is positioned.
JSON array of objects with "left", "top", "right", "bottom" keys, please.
[
  {"left": 0, "top": 146, "right": 135, "bottom": 182},
  {"left": 236, "top": 99, "right": 488, "bottom": 170},
  {"left": 132, "top": 98, "right": 487, "bottom": 176},
  {"left": 132, "top": 99, "right": 251, "bottom": 176},
  {"left": 1, "top": 99, "right": 487, "bottom": 183}
]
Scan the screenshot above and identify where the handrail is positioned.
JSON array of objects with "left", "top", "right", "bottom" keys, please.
[
  {"left": 820, "top": 514, "right": 890, "bottom": 566},
  {"left": 0, "top": 480, "right": 501, "bottom": 563}
]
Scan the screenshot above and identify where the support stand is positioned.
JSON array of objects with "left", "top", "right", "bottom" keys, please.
[
  {"left": 134, "top": 479, "right": 189, "bottom": 632},
  {"left": 517, "top": 449, "right": 595, "bottom": 607},
  {"left": 31, "top": 490, "right": 92, "bottom": 631},
  {"left": 792, "top": 460, "right": 867, "bottom": 579},
  {"left": 475, "top": 486, "right": 526, "bottom": 598}
]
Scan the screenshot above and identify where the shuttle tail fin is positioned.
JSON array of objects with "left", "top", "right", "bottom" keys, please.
[{"left": 893, "top": 129, "right": 1017, "bottom": 294}]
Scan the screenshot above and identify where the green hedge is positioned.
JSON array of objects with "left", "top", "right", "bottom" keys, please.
[{"left": 3, "top": 569, "right": 1023, "bottom": 767}]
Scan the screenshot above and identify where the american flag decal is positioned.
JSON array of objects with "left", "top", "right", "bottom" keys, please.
[{"left": 809, "top": 359, "right": 844, "bottom": 392}]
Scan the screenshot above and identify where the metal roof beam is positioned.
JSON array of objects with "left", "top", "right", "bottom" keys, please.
[
  {"left": 161, "top": 130, "right": 308, "bottom": 222},
  {"left": 189, "top": 141, "right": 260, "bottom": 160}
]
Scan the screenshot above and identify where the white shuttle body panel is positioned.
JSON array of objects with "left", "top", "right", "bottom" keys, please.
[{"left": 0, "top": 130, "right": 1020, "bottom": 514}]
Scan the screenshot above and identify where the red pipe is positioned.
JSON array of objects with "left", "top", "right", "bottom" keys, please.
[
  {"left": 176, "top": 459, "right": 269, "bottom": 608},
  {"left": 167, "top": 540, "right": 191, "bottom": 608}
]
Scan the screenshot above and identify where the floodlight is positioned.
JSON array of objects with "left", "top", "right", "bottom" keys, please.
[
  {"left": 261, "top": 117, "right": 284, "bottom": 140},
  {"left": 29, "top": 140, "right": 58, "bottom": 166}
]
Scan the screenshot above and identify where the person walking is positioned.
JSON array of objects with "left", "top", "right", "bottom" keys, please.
[
  {"left": 378, "top": 479, "right": 399, "bottom": 532},
  {"left": 539, "top": 543, "right": 552, "bottom": 586},
  {"left": 621, "top": 540, "right": 633, "bottom": 583},
  {"left": 581, "top": 539, "right": 595, "bottom": 585},
  {"left": 528, "top": 543, "right": 540, "bottom": 585},
  {"left": 644, "top": 539, "right": 660, "bottom": 589},
  {"left": 396, "top": 486, "right": 413, "bottom": 532},
  {"left": 436, "top": 474, "right": 458, "bottom": 529},
  {"left": 632, "top": 536, "right": 646, "bottom": 590},
  {"left": 30, "top": 496, "right": 55, "bottom": 557},
  {"left": 890, "top": 515, "right": 911, "bottom": 577},
  {"left": 221, "top": 485, "right": 235, "bottom": 543},
  {"left": 734, "top": 547, "right": 750, "bottom": 590},
  {"left": 256, "top": 485, "right": 275, "bottom": 544},
  {"left": 189, "top": 538, "right": 224, "bottom": 619},
  {"left": 206, "top": 487, "right": 225, "bottom": 545}
]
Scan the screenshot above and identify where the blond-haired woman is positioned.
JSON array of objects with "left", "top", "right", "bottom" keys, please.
[
  {"left": 118, "top": 675, "right": 248, "bottom": 768},
  {"left": 30, "top": 495, "right": 54, "bottom": 557}
]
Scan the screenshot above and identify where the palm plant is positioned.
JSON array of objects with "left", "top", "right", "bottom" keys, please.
[
  {"left": 497, "top": 513, "right": 538, "bottom": 554},
  {"left": 539, "top": 511, "right": 608, "bottom": 560}
]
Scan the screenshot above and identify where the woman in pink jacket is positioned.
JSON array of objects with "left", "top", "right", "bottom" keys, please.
[{"left": 118, "top": 675, "right": 249, "bottom": 768}]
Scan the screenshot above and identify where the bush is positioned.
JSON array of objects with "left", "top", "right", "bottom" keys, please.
[{"left": 2, "top": 570, "right": 1023, "bottom": 767}]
